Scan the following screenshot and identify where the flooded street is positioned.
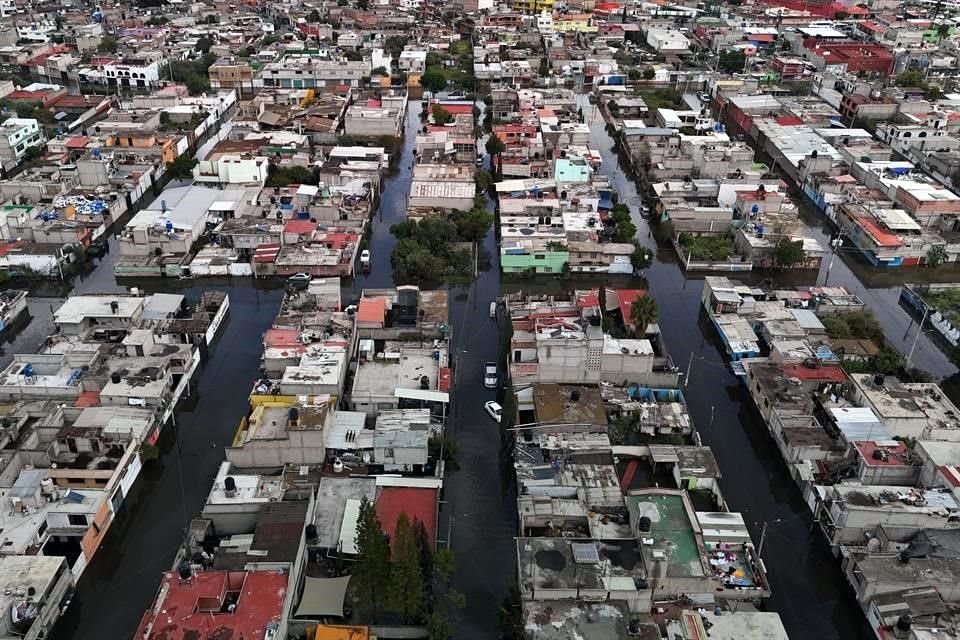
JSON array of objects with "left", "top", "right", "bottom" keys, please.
[{"left": 31, "top": 95, "right": 952, "bottom": 640}]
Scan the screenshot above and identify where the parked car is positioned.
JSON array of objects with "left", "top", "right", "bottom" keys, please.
[
  {"left": 489, "top": 301, "right": 497, "bottom": 318},
  {"left": 484, "top": 400, "right": 502, "bottom": 423},
  {"left": 698, "top": 92, "right": 711, "bottom": 103},
  {"left": 287, "top": 273, "right": 311, "bottom": 289},
  {"left": 484, "top": 362, "right": 497, "bottom": 388},
  {"left": 359, "top": 249, "right": 371, "bottom": 270}
]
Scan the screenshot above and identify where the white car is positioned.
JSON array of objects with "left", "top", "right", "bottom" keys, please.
[
  {"left": 484, "top": 400, "right": 502, "bottom": 423},
  {"left": 359, "top": 249, "right": 371, "bottom": 267},
  {"left": 484, "top": 362, "right": 497, "bottom": 389}
]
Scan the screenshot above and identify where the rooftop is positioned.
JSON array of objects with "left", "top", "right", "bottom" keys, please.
[{"left": 136, "top": 569, "right": 287, "bottom": 640}]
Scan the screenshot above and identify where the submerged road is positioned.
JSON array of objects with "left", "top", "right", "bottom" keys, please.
[
  {"left": 49, "top": 98, "right": 513, "bottom": 640},
  {"left": 42, "top": 91, "right": 940, "bottom": 640},
  {"left": 582, "top": 96, "right": 877, "bottom": 639}
]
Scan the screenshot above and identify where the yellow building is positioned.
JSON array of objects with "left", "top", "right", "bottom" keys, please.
[
  {"left": 511, "top": 0, "right": 552, "bottom": 12},
  {"left": 553, "top": 13, "right": 598, "bottom": 32}
]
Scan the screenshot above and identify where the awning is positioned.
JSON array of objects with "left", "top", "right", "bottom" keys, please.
[
  {"left": 294, "top": 575, "right": 352, "bottom": 618},
  {"left": 394, "top": 388, "right": 449, "bottom": 403}
]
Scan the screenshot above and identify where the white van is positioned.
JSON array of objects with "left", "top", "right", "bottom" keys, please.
[{"left": 489, "top": 301, "right": 497, "bottom": 318}]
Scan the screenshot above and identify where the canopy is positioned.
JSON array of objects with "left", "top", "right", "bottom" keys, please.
[{"left": 294, "top": 575, "right": 352, "bottom": 618}]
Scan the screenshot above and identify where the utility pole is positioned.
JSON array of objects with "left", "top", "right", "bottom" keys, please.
[
  {"left": 757, "top": 521, "right": 769, "bottom": 557},
  {"left": 906, "top": 305, "right": 929, "bottom": 369},
  {"left": 684, "top": 351, "right": 694, "bottom": 387}
]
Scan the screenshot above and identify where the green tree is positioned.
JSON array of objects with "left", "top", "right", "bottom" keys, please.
[
  {"left": 642, "top": 67, "right": 655, "bottom": 80},
  {"left": 372, "top": 66, "right": 389, "bottom": 77},
  {"left": 773, "top": 237, "right": 805, "bottom": 268},
  {"left": 631, "top": 243, "right": 651, "bottom": 270},
  {"left": 97, "top": 35, "right": 118, "bottom": 53},
  {"left": 538, "top": 55, "right": 549, "bottom": 77},
  {"left": 432, "top": 104, "right": 454, "bottom": 125},
  {"left": 195, "top": 37, "right": 212, "bottom": 53},
  {"left": 485, "top": 133, "right": 506, "bottom": 158},
  {"left": 453, "top": 208, "right": 493, "bottom": 242},
  {"left": 385, "top": 36, "right": 406, "bottom": 59},
  {"left": 308, "top": 8, "right": 321, "bottom": 21},
  {"left": 166, "top": 154, "right": 198, "bottom": 180},
  {"left": 420, "top": 69, "right": 447, "bottom": 93},
  {"left": 185, "top": 73, "right": 209, "bottom": 95},
  {"left": 23, "top": 145, "right": 43, "bottom": 163},
  {"left": 353, "top": 496, "right": 391, "bottom": 621},
  {"left": 871, "top": 347, "right": 902, "bottom": 374},
  {"left": 146, "top": 15, "right": 168, "bottom": 26},
  {"left": 936, "top": 23, "right": 952, "bottom": 43},
  {"left": 474, "top": 168, "right": 494, "bottom": 192},
  {"left": 896, "top": 70, "right": 926, "bottom": 88},
  {"left": 427, "top": 549, "right": 465, "bottom": 640},
  {"left": 629, "top": 296, "right": 658, "bottom": 335},
  {"left": 357, "top": 0, "right": 370, "bottom": 9},
  {"left": 389, "top": 514, "right": 425, "bottom": 623},
  {"left": 927, "top": 244, "right": 948, "bottom": 266},
  {"left": 718, "top": 49, "right": 746, "bottom": 73}
]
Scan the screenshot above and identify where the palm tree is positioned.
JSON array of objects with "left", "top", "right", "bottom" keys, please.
[
  {"left": 937, "top": 23, "right": 951, "bottom": 43},
  {"left": 485, "top": 133, "right": 506, "bottom": 177},
  {"left": 630, "top": 296, "right": 659, "bottom": 336}
]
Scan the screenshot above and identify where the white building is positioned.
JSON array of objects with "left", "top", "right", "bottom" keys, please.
[
  {"left": 646, "top": 28, "right": 691, "bottom": 53},
  {"left": 398, "top": 50, "right": 427, "bottom": 73},
  {"left": 0, "top": 118, "right": 44, "bottom": 171},
  {"left": 103, "top": 58, "right": 161, "bottom": 89},
  {"left": 193, "top": 155, "right": 270, "bottom": 187},
  {"left": 537, "top": 11, "right": 553, "bottom": 33}
]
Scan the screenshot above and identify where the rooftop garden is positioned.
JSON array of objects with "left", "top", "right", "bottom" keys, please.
[{"left": 677, "top": 232, "right": 734, "bottom": 262}]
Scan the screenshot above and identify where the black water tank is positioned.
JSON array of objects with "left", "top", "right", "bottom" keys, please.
[
  {"left": 110, "top": 300, "right": 119, "bottom": 313},
  {"left": 288, "top": 407, "right": 299, "bottom": 422},
  {"left": 178, "top": 561, "right": 192, "bottom": 580},
  {"left": 570, "top": 389, "right": 581, "bottom": 403},
  {"left": 305, "top": 524, "right": 318, "bottom": 541},
  {"left": 110, "top": 372, "right": 122, "bottom": 384},
  {"left": 420, "top": 375, "right": 430, "bottom": 390},
  {"left": 638, "top": 516, "right": 651, "bottom": 533},
  {"left": 224, "top": 476, "right": 236, "bottom": 492},
  {"left": 874, "top": 373, "right": 886, "bottom": 387},
  {"left": 897, "top": 615, "right": 912, "bottom": 632}
]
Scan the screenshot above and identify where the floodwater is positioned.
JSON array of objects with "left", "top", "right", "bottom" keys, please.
[{"left": 40, "top": 95, "right": 952, "bottom": 640}]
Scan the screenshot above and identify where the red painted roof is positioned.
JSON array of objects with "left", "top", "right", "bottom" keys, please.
[
  {"left": 854, "top": 441, "right": 910, "bottom": 467},
  {"left": 75, "top": 390, "right": 100, "bottom": 408},
  {"left": 438, "top": 367, "right": 451, "bottom": 392},
  {"left": 781, "top": 363, "right": 848, "bottom": 382},
  {"left": 318, "top": 232, "right": 358, "bottom": 250},
  {"left": 616, "top": 289, "right": 647, "bottom": 322},
  {"left": 577, "top": 292, "right": 599, "bottom": 309},
  {"left": 775, "top": 116, "right": 804, "bottom": 126},
  {"left": 254, "top": 243, "right": 281, "bottom": 263},
  {"left": 357, "top": 297, "right": 386, "bottom": 324},
  {"left": 435, "top": 103, "right": 473, "bottom": 115},
  {"left": 65, "top": 136, "right": 90, "bottom": 149},
  {"left": 284, "top": 219, "right": 316, "bottom": 235},
  {"left": 855, "top": 215, "right": 903, "bottom": 248},
  {"left": 939, "top": 465, "right": 960, "bottom": 487},
  {"left": 264, "top": 328, "right": 300, "bottom": 348},
  {"left": 136, "top": 570, "right": 287, "bottom": 640},
  {"left": 5, "top": 90, "right": 49, "bottom": 102},
  {"left": 376, "top": 487, "right": 437, "bottom": 547}
]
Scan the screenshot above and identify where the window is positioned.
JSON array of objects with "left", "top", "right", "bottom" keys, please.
[
  {"left": 68, "top": 514, "right": 88, "bottom": 526},
  {"left": 535, "top": 254, "right": 545, "bottom": 260},
  {"left": 919, "top": 132, "right": 927, "bottom": 138}
]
